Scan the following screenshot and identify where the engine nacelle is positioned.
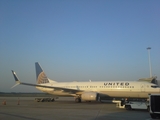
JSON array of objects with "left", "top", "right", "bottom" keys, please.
[{"left": 81, "top": 92, "right": 99, "bottom": 101}]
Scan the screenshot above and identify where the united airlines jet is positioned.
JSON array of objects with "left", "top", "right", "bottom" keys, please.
[{"left": 11, "top": 62, "right": 160, "bottom": 102}]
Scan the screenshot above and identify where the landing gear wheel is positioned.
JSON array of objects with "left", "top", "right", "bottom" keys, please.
[
  {"left": 125, "top": 105, "right": 131, "bottom": 110},
  {"left": 75, "top": 98, "right": 81, "bottom": 103},
  {"left": 98, "top": 96, "right": 102, "bottom": 102},
  {"left": 150, "top": 114, "right": 156, "bottom": 119}
]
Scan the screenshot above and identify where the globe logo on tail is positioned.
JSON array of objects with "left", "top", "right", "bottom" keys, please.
[{"left": 37, "top": 72, "right": 49, "bottom": 84}]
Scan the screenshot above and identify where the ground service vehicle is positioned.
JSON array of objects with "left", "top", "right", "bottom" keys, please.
[
  {"left": 35, "top": 98, "right": 55, "bottom": 102},
  {"left": 149, "top": 94, "right": 160, "bottom": 119},
  {"left": 115, "top": 99, "right": 148, "bottom": 110},
  {"left": 124, "top": 101, "right": 148, "bottom": 110}
]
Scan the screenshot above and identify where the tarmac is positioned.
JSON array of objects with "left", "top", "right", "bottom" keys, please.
[{"left": 0, "top": 97, "right": 154, "bottom": 120}]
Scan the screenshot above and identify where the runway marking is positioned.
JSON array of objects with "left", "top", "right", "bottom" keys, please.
[
  {"left": 0, "top": 112, "right": 39, "bottom": 120},
  {"left": 94, "top": 104, "right": 105, "bottom": 120}
]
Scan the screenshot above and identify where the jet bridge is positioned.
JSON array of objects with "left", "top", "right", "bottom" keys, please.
[{"left": 138, "top": 76, "right": 158, "bottom": 85}]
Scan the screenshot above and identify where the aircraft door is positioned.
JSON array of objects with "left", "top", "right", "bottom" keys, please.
[{"left": 141, "top": 84, "right": 145, "bottom": 92}]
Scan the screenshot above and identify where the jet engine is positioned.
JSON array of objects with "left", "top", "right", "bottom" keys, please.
[{"left": 81, "top": 92, "right": 99, "bottom": 101}]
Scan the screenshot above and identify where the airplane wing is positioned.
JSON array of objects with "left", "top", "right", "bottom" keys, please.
[{"left": 11, "top": 70, "right": 83, "bottom": 93}]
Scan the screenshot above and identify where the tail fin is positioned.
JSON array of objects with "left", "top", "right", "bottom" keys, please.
[{"left": 35, "top": 62, "right": 49, "bottom": 84}]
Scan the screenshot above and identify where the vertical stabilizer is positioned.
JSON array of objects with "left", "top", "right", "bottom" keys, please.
[{"left": 35, "top": 62, "right": 49, "bottom": 84}]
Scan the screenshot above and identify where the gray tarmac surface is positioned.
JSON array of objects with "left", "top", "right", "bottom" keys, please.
[{"left": 0, "top": 97, "right": 154, "bottom": 120}]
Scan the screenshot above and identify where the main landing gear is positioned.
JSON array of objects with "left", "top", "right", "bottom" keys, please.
[{"left": 75, "top": 97, "right": 81, "bottom": 103}]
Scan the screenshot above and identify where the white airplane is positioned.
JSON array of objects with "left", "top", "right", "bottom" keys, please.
[{"left": 11, "top": 62, "right": 160, "bottom": 102}]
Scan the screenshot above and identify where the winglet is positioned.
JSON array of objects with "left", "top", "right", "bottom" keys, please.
[
  {"left": 11, "top": 70, "right": 21, "bottom": 88},
  {"left": 11, "top": 70, "right": 20, "bottom": 82}
]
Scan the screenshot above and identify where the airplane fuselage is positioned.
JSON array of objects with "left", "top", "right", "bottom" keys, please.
[
  {"left": 36, "top": 81, "right": 160, "bottom": 99},
  {"left": 12, "top": 62, "right": 160, "bottom": 102}
]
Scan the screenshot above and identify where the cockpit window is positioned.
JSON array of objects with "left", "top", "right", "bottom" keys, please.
[{"left": 151, "top": 85, "right": 159, "bottom": 88}]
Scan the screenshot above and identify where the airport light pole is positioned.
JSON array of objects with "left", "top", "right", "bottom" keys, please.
[{"left": 147, "top": 47, "right": 152, "bottom": 78}]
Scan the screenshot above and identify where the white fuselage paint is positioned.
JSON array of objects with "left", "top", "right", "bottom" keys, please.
[{"left": 36, "top": 81, "right": 160, "bottom": 98}]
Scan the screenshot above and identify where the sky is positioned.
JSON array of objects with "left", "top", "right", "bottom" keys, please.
[{"left": 0, "top": 0, "right": 160, "bottom": 92}]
